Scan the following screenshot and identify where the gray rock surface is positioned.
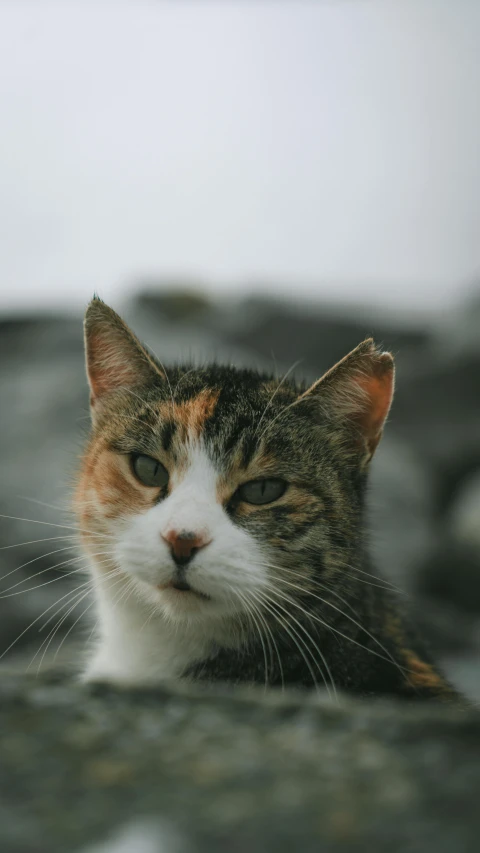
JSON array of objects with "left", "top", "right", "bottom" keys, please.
[
  {"left": 449, "top": 468, "right": 480, "bottom": 554},
  {"left": 0, "top": 669, "right": 479, "bottom": 853}
]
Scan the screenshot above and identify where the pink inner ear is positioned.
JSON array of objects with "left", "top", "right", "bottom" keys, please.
[{"left": 356, "top": 370, "right": 394, "bottom": 439}]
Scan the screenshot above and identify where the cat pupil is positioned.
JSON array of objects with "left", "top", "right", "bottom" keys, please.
[
  {"left": 238, "top": 478, "right": 286, "bottom": 505},
  {"left": 132, "top": 454, "right": 169, "bottom": 488}
]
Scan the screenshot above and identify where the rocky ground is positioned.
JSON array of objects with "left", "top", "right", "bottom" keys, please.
[
  {"left": 1, "top": 288, "right": 480, "bottom": 850},
  {"left": 1, "top": 668, "right": 479, "bottom": 853}
]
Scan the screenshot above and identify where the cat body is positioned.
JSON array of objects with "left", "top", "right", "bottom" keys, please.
[{"left": 76, "top": 299, "right": 455, "bottom": 701}]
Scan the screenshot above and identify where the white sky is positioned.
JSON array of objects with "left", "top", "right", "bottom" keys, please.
[{"left": 0, "top": 0, "right": 479, "bottom": 315}]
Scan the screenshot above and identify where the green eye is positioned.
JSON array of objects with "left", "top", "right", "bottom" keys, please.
[
  {"left": 237, "top": 478, "right": 287, "bottom": 505},
  {"left": 132, "top": 454, "right": 169, "bottom": 488}
]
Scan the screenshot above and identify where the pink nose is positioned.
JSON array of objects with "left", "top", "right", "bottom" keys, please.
[{"left": 161, "top": 529, "right": 211, "bottom": 566}]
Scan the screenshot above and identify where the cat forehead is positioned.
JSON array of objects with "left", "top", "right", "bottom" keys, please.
[
  {"left": 114, "top": 366, "right": 299, "bottom": 432},
  {"left": 164, "top": 364, "right": 295, "bottom": 402},
  {"left": 102, "top": 369, "right": 303, "bottom": 467}
]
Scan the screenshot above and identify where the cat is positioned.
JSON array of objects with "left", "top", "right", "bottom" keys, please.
[{"left": 75, "top": 297, "right": 456, "bottom": 700}]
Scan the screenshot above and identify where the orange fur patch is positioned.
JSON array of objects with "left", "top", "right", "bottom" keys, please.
[
  {"left": 402, "top": 650, "right": 448, "bottom": 693},
  {"left": 159, "top": 389, "right": 220, "bottom": 441},
  {"left": 383, "top": 611, "right": 405, "bottom": 646},
  {"left": 383, "top": 613, "right": 450, "bottom": 695},
  {"left": 355, "top": 371, "right": 393, "bottom": 440},
  {"left": 76, "top": 444, "right": 155, "bottom": 532}
]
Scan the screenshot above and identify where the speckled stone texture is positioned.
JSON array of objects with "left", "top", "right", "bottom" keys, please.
[{"left": 0, "top": 669, "right": 479, "bottom": 853}]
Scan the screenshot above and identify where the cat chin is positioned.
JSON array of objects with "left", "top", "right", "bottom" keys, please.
[
  {"left": 155, "top": 588, "right": 224, "bottom": 622},
  {"left": 125, "top": 574, "right": 236, "bottom": 623}
]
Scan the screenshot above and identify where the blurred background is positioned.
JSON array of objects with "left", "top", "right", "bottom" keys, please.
[{"left": 0, "top": 0, "right": 479, "bottom": 699}]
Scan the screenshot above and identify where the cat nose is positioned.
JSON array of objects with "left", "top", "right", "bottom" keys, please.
[{"left": 161, "top": 529, "right": 211, "bottom": 567}]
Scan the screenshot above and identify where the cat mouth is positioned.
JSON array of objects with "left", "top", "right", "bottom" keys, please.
[{"left": 157, "top": 580, "right": 211, "bottom": 600}]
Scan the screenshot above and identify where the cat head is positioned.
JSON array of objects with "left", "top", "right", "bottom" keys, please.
[{"left": 76, "top": 298, "right": 394, "bottom": 627}]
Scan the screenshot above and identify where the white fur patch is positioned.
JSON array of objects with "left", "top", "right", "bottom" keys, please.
[{"left": 84, "top": 442, "right": 269, "bottom": 685}]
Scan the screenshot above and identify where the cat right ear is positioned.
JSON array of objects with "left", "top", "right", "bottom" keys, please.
[
  {"left": 84, "top": 298, "right": 164, "bottom": 415},
  {"left": 297, "top": 338, "right": 395, "bottom": 466}
]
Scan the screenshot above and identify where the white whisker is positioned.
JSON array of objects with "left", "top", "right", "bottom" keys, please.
[
  {"left": 0, "top": 513, "right": 115, "bottom": 539},
  {"left": 255, "top": 359, "right": 303, "bottom": 435},
  {"left": 0, "top": 536, "right": 81, "bottom": 551}
]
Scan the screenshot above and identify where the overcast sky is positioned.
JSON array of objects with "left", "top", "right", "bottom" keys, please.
[{"left": 0, "top": 0, "right": 479, "bottom": 315}]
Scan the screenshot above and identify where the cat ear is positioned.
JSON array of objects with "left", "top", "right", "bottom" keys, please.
[
  {"left": 298, "top": 338, "right": 395, "bottom": 464},
  {"left": 84, "top": 298, "right": 164, "bottom": 410}
]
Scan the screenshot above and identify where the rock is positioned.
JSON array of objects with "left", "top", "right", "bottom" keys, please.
[
  {"left": 416, "top": 469, "right": 480, "bottom": 614},
  {"left": 391, "top": 352, "right": 480, "bottom": 486},
  {"left": 367, "top": 437, "right": 437, "bottom": 590},
  {"left": 418, "top": 538, "right": 480, "bottom": 614},
  {"left": 388, "top": 291, "right": 480, "bottom": 490},
  {"left": 223, "top": 294, "right": 431, "bottom": 380},
  {"left": 80, "top": 818, "right": 188, "bottom": 853},
  {"left": 135, "top": 286, "right": 213, "bottom": 323},
  {"left": 430, "top": 287, "right": 480, "bottom": 364},
  {"left": 448, "top": 469, "right": 480, "bottom": 554},
  {"left": 0, "top": 669, "right": 479, "bottom": 853}
]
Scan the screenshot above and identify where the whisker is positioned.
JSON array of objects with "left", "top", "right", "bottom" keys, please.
[
  {"left": 339, "top": 562, "right": 405, "bottom": 595},
  {"left": 117, "top": 386, "right": 162, "bottom": 419},
  {"left": 51, "top": 568, "right": 126, "bottom": 663},
  {"left": 0, "top": 514, "right": 115, "bottom": 540},
  {"left": 242, "top": 590, "right": 285, "bottom": 690},
  {"left": 137, "top": 348, "right": 176, "bottom": 414},
  {"left": 265, "top": 565, "right": 363, "bottom": 620},
  {"left": 254, "top": 589, "right": 323, "bottom": 695},
  {"left": 16, "top": 496, "right": 74, "bottom": 514},
  {"left": 260, "top": 585, "right": 337, "bottom": 701},
  {"left": 300, "top": 543, "right": 404, "bottom": 594},
  {"left": 0, "top": 567, "right": 90, "bottom": 600},
  {"left": 30, "top": 586, "right": 93, "bottom": 673},
  {"left": 233, "top": 588, "right": 271, "bottom": 690},
  {"left": 0, "top": 544, "right": 81, "bottom": 584},
  {"left": 266, "top": 556, "right": 402, "bottom": 596},
  {"left": 30, "top": 568, "right": 123, "bottom": 672},
  {"left": 0, "top": 577, "right": 98, "bottom": 661},
  {"left": 256, "top": 394, "right": 305, "bottom": 444},
  {"left": 117, "top": 413, "right": 158, "bottom": 435},
  {"left": 255, "top": 359, "right": 303, "bottom": 435},
  {"left": 137, "top": 600, "right": 160, "bottom": 637},
  {"left": 0, "top": 536, "right": 81, "bottom": 551},
  {"left": 0, "top": 550, "right": 116, "bottom": 597},
  {"left": 173, "top": 367, "right": 197, "bottom": 396},
  {"left": 266, "top": 579, "right": 408, "bottom": 679},
  {"left": 53, "top": 596, "right": 98, "bottom": 665},
  {"left": 236, "top": 588, "right": 285, "bottom": 690}
]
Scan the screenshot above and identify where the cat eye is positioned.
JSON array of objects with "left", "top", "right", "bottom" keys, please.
[
  {"left": 131, "top": 454, "right": 169, "bottom": 488},
  {"left": 237, "top": 478, "right": 287, "bottom": 505}
]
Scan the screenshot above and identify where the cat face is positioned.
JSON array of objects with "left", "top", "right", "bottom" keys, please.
[{"left": 76, "top": 299, "right": 394, "bottom": 629}]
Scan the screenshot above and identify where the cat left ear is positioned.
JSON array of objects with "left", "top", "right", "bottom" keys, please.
[
  {"left": 84, "top": 298, "right": 164, "bottom": 413},
  {"left": 298, "top": 338, "right": 395, "bottom": 465}
]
